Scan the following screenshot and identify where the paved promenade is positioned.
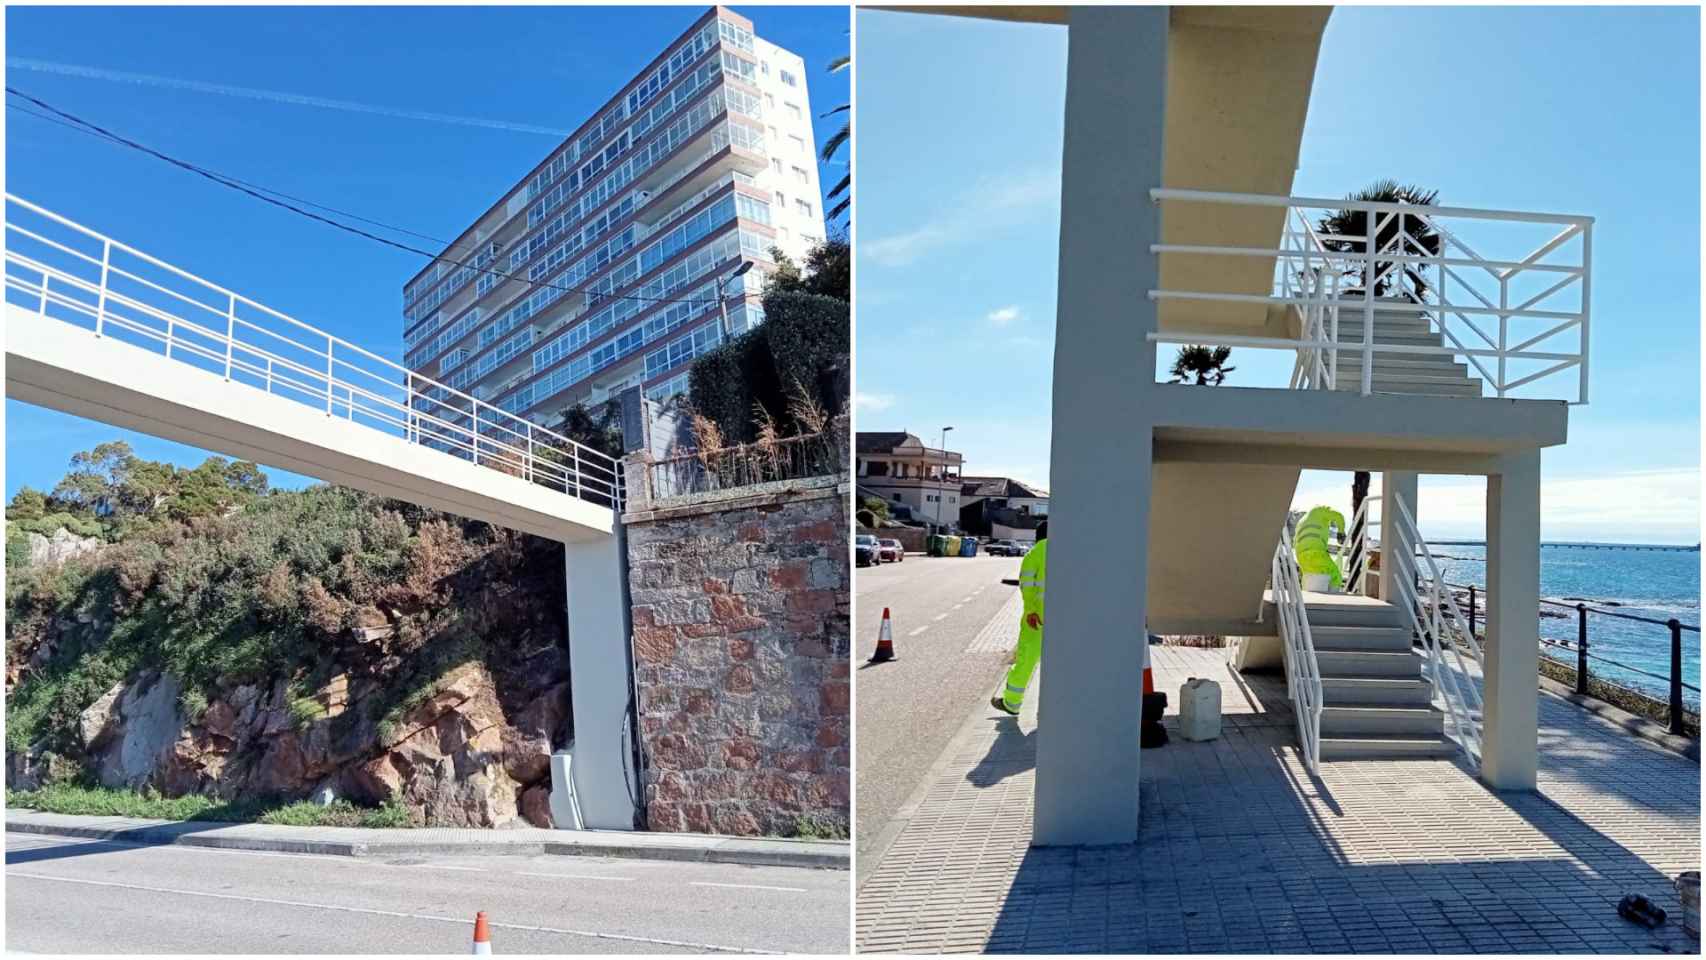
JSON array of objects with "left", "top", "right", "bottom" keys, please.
[{"left": 856, "top": 645, "right": 1700, "bottom": 954}]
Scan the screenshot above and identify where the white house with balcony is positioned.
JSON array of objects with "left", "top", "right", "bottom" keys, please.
[{"left": 896, "top": 5, "right": 1590, "bottom": 849}]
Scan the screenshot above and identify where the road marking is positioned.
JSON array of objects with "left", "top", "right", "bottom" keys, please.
[
  {"left": 517, "top": 871, "right": 631, "bottom": 882},
  {"left": 6, "top": 834, "right": 345, "bottom": 865},
  {"left": 960, "top": 595, "right": 974, "bottom": 603},
  {"left": 6, "top": 871, "right": 775, "bottom": 954},
  {"left": 406, "top": 863, "right": 488, "bottom": 872},
  {"left": 907, "top": 626, "right": 928, "bottom": 637},
  {"left": 690, "top": 881, "right": 806, "bottom": 893},
  {"left": 932, "top": 613, "right": 947, "bottom": 622}
]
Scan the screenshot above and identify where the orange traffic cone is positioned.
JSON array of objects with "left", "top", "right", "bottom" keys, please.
[
  {"left": 867, "top": 607, "right": 898, "bottom": 663},
  {"left": 472, "top": 912, "right": 493, "bottom": 955}
]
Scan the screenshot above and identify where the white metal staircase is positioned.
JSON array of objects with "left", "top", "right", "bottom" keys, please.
[
  {"left": 1328, "top": 303, "right": 1483, "bottom": 399},
  {"left": 1269, "top": 490, "right": 1486, "bottom": 772},
  {"left": 1306, "top": 597, "right": 1456, "bottom": 760}
]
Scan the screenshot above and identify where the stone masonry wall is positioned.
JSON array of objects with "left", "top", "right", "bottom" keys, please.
[{"left": 624, "top": 479, "right": 850, "bottom": 837}]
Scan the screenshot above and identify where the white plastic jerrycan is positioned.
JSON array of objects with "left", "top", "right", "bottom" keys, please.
[{"left": 1178, "top": 677, "right": 1223, "bottom": 742}]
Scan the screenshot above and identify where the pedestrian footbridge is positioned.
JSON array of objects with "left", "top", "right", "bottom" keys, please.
[
  {"left": 3, "top": 194, "right": 639, "bottom": 831},
  {"left": 3, "top": 195, "right": 619, "bottom": 542}
]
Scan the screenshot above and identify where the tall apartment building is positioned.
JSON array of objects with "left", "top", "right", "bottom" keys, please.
[{"left": 399, "top": 6, "right": 826, "bottom": 439}]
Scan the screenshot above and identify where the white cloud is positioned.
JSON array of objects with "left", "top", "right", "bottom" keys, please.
[
  {"left": 1291, "top": 468, "right": 1701, "bottom": 544},
  {"left": 863, "top": 224, "right": 954, "bottom": 269},
  {"left": 855, "top": 392, "right": 896, "bottom": 412},
  {"left": 987, "top": 305, "right": 1021, "bottom": 327},
  {"left": 863, "top": 168, "right": 1058, "bottom": 267}
]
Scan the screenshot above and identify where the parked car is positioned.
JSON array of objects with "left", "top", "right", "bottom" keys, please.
[
  {"left": 856, "top": 534, "right": 881, "bottom": 567},
  {"left": 879, "top": 538, "right": 904, "bottom": 563},
  {"left": 985, "top": 539, "right": 1026, "bottom": 557}
]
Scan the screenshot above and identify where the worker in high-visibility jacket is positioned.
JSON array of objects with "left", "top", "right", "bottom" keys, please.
[{"left": 991, "top": 521, "right": 1047, "bottom": 716}]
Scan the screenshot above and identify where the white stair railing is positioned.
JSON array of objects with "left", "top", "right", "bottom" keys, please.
[
  {"left": 1148, "top": 188, "right": 1593, "bottom": 403},
  {"left": 1271, "top": 521, "right": 1324, "bottom": 774},
  {"left": 1348, "top": 491, "right": 1484, "bottom": 764}
]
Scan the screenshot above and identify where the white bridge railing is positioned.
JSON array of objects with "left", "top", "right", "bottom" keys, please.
[
  {"left": 1271, "top": 520, "right": 1325, "bottom": 774},
  {"left": 1148, "top": 188, "right": 1593, "bottom": 404},
  {"left": 3, "top": 195, "right": 622, "bottom": 509},
  {"left": 1348, "top": 493, "right": 1484, "bottom": 764}
]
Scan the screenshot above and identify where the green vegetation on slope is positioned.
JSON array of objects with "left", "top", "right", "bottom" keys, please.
[
  {"left": 6, "top": 443, "right": 569, "bottom": 789},
  {"left": 6, "top": 783, "right": 414, "bottom": 828}
]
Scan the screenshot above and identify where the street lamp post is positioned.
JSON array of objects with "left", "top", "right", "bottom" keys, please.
[
  {"left": 717, "top": 261, "right": 756, "bottom": 340},
  {"left": 936, "top": 426, "right": 954, "bottom": 530}
]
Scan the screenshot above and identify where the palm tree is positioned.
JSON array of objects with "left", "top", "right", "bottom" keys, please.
[
  {"left": 1168, "top": 345, "right": 1235, "bottom": 385},
  {"left": 820, "top": 54, "right": 849, "bottom": 225},
  {"left": 1316, "top": 180, "right": 1441, "bottom": 301}
]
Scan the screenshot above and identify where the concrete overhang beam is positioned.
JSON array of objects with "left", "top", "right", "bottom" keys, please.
[{"left": 1149, "top": 384, "right": 1569, "bottom": 470}]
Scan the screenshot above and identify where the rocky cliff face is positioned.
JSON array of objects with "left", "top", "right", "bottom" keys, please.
[{"left": 6, "top": 499, "right": 573, "bottom": 830}]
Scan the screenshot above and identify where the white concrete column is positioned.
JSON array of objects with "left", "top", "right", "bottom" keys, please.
[
  {"left": 1381, "top": 470, "right": 1418, "bottom": 602},
  {"left": 561, "top": 530, "right": 640, "bottom": 829},
  {"left": 1482, "top": 451, "right": 1540, "bottom": 789},
  {"left": 1032, "top": 4, "right": 1167, "bottom": 848}
]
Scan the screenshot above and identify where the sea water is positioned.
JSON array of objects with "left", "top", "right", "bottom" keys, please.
[{"left": 1425, "top": 543, "right": 1700, "bottom": 707}]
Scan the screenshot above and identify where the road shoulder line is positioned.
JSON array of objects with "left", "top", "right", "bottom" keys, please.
[{"left": 4, "top": 810, "right": 848, "bottom": 870}]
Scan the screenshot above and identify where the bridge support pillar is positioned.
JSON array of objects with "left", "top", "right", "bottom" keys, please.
[
  {"left": 561, "top": 530, "right": 640, "bottom": 829},
  {"left": 1381, "top": 470, "right": 1418, "bottom": 599},
  {"left": 1032, "top": 3, "right": 1166, "bottom": 848},
  {"left": 1481, "top": 451, "right": 1540, "bottom": 790}
]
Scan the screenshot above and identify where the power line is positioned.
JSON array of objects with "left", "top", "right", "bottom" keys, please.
[
  {"left": 7, "top": 102, "right": 453, "bottom": 245},
  {"left": 5, "top": 87, "right": 729, "bottom": 316}
]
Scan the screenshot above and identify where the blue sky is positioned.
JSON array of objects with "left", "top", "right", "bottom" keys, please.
[
  {"left": 4, "top": 4, "right": 847, "bottom": 499},
  {"left": 855, "top": 6, "right": 1701, "bottom": 544}
]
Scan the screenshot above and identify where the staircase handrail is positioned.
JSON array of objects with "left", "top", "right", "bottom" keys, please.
[
  {"left": 1371, "top": 490, "right": 1486, "bottom": 763},
  {"left": 1272, "top": 521, "right": 1325, "bottom": 774}
]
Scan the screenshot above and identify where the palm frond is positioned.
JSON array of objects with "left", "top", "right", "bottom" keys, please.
[{"left": 820, "top": 126, "right": 849, "bottom": 164}]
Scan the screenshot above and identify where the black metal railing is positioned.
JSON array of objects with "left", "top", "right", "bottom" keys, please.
[
  {"left": 647, "top": 416, "right": 848, "bottom": 500},
  {"left": 1453, "top": 581, "right": 1700, "bottom": 735}
]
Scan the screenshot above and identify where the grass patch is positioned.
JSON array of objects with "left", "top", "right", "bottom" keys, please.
[
  {"left": 6, "top": 784, "right": 417, "bottom": 829},
  {"left": 789, "top": 814, "right": 849, "bottom": 841}
]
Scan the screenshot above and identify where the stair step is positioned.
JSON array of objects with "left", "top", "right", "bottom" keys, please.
[
  {"left": 1320, "top": 734, "right": 1459, "bottom": 760},
  {"left": 1309, "top": 625, "right": 1414, "bottom": 652},
  {"left": 1328, "top": 318, "right": 1437, "bottom": 332},
  {"left": 1331, "top": 334, "right": 1447, "bottom": 348},
  {"left": 1335, "top": 380, "right": 1484, "bottom": 398},
  {"left": 1320, "top": 704, "right": 1445, "bottom": 736},
  {"left": 1334, "top": 357, "right": 1468, "bottom": 374},
  {"left": 1321, "top": 676, "right": 1435, "bottom": 706},
  {"left": 1288, "top": 598, "right": 1406, "bottom": 629},
  {"left": 1343, "top": 369, "right": 1475, "bottom": 382},
  {"left": 1318, "top": 648, "right": 1425, "bottom": 678}
]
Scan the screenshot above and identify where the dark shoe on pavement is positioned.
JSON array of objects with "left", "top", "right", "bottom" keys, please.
[{"left": 990, "top": 696, "right": 1019, "bottom": 716}]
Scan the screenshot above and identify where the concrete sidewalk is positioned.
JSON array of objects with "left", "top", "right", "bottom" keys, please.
[
  {"left": 5, "top": 809, "right": 848, "bottom": 870},
  {"left": 857, "top": 646, "right": 1701, "bottom": 954}
]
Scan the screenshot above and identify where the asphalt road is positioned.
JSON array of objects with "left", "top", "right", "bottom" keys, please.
[
  {"left": 853, "top": 553, "right": 1021, "bottom": 868},
  {"left": 5, "top": 832, "right": 849, "bottom": 954}
]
